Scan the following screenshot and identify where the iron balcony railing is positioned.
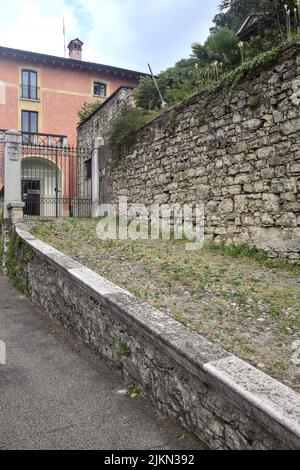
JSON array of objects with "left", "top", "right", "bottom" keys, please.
[
  {"left": 0, "top": 130, "right": 68, "bottom": 147},
  {"left": 0, "top": 129, "right": 5, "bottom": 144},
  {"left": 21, "top": 132, "right": 68, "bottom": 147},
  {"left": 20, "top": 84, "right": 40, "bottom": 101}
]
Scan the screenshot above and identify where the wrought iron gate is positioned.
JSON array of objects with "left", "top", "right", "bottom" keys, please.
[
  {"left": 21, "top": 138, "right": 92, "bottom": 218},
  {"left": 0, "top": 137, "right": 4, "bottom": 214}
]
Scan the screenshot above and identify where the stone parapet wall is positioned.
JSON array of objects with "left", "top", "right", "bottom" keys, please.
[
  {"left": 77, "top": 86, "right": 134, "bottom": 147},
  {"left": 11, "top": 223, "right": 300, "bottom": 450},
  {"left": 78, "top": 44, "right": 300, "bottom": 260}
]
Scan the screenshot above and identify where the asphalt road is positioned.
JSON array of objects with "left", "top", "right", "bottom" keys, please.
[{"left": 0, "top": 274, "right": 203, "bottom": 450}]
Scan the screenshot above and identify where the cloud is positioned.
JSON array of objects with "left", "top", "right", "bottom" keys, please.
[
  {"left": 64, "top": 0, "right": 94, "bottom": 39},
  {"left": 0, "top": 0, "right": 79, "bottom": 56},
  {"left": 0, "top": 0, "right": 220, "bottom": 71}
]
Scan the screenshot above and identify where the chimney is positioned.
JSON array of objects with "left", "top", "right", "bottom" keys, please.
[{"left": 68, "top": 38, "right": 83, "bottom": 60}]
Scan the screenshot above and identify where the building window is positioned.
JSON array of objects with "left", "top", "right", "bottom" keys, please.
[
  {"left": 93, "top": 82, "right": 107, "bottom": 97},
  {"left": 22, "top": 110, "right": 38, "bottom": 143},
  {"left": 21, "top": 70, "right": 38, "bottom": 100}
]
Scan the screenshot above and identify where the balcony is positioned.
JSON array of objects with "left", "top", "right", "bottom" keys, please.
[
  {"left": 21, "top": 132, "right": 68, "bottom": 147},
  {"left": 20, "top": 84, "right": 40, "bottom": 101}
]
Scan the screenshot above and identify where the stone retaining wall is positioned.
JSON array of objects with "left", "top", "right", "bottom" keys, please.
[
  {"left": 78, "top": 44, "right": 300, "bottom": 260},
  {"left": 11, "top": 223, "right": 300, "bottom": 450},
  {"left": 77, "top": 86, "right": 134, "bottom": 146}
]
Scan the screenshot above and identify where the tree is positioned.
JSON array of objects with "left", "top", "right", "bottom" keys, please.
[
  {"left": 191, "top": 43, "right": 213, "bottom": 65},
  {"left": 78, "top": 100, "right": 102, "bottom": 124},
  {"left": 205, "top": 27, "right": 240, "bottom": 65},
  {"left": 134, "top": 58, "right": 200, "bottom": 110},
  {"left": 211, "top": 1, "right": 298, "bottom": 38},
  {"left": 192, "top": 27, "right": 240, "bottom": 67},
  {"left": 133, "top": 76, "right": 161, "bottom": 110},
  {"left": 133, "top": 0, "right": 300, "bottom": 111},
  {"left": 210, "top": 10, "right": 240, "bottom": 34}
]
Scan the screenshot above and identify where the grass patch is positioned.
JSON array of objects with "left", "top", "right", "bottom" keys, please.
[
  {"left": 30, "top": 219, "right": 300, "bottom": 392},
  {"left": 126, "top": 380, "right": 139, "bottom": 398},
  {"left": 248, "top": 95, "right": 262, "bottom": 109},
  {"left": 109, "top": 106, "right": 161, "bottom": 163},
  {"left": 208, "top": 241, "right": 300, "bottom": 273},
  {"left": 115, "top": 337, "right": 131, "bottom": 357},
  {"left": 0, "top": 209, "right": 4, "bottom": 267}
]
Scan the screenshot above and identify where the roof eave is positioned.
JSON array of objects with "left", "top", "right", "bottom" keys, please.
[{"left": 0, "top": 45, "right": 149, "bottom": 79}]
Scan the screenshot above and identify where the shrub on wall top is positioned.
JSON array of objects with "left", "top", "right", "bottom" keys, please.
[{"left": 108, "top": 106, "right": 159, "bottom": 163}]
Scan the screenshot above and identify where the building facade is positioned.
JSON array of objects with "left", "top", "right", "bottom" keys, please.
[
  {"left": 0, "top": 39, "right": 145, "bottom": 144},
  {"left": 0, "top": 39, "right": 146, "bottom": 216}
]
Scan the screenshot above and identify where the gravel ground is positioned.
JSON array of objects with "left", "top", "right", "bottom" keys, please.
[{"left": 31, "top": 219, "right": 300, "bottom": 392}]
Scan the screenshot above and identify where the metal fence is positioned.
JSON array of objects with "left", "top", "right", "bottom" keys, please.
[
  {"left": 21, "top": 142, "right": 92, "bottom": 218},
  {"left": 0, "top": 140, "right": 4, "bottom": 215}
]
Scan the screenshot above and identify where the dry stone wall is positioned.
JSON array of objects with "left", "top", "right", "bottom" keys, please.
[
  {"left": 12, "top": 224, "right": 300, "bottom": 449},
  {"left": 77, "top": 86, "right": 134, "bottom": 146},
  {"left": 78, "top": 44, "right": 300, "bottom": 260}
]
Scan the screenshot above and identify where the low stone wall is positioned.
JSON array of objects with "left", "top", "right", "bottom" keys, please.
[
  {"left": 78, "top": 43, "right": 300, "bottom": 260},
  {"left": 11, "top": 223, "right": 300, "bottom": 450}
]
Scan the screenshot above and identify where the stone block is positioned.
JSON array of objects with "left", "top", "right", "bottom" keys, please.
[
  {"left": 228, "top": 185, "right": 242, "bottom": 195},
  {"left": 262, "top": 193, "right": 280, "bottom": 213},
  {"left": 234, "top": 195, "right": 247, "bottom": 213},
  {"left": 261, "top": 168, "right": 274, "bottom": 179},
  {"left": 290, "top": 163, "right": 300, "bottom": 175},
  {"left": 244, "top": 119, "right": 263, "bottom": 131},
  {"left": 282, "top": 117, "right": 300, "bottom": 135},
  {"left": 218, "top": 199, "right": 234, "bottom": 214},
  {"left": 276, "top": 212, "right": 297, "bottom": 227},
  {"left": 261, "top": 213, "right": 274, "bottom": 226},
  {"left": 280, "top": 192, "right": 296, "bottom": 202},
  {"left": 234, "top": 174, "right": 252, "bottom": 184}
]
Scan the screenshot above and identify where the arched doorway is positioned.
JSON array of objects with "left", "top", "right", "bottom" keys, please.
[{"left": 21, "top": 157, "right": 62, "bottom": 217}]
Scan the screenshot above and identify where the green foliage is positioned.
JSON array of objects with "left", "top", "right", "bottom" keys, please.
[
  {"left": 78, "top": 100, "right": 103, "bottom": 124},
  {"left": 174, "top": 314, "right": 189, "bottom": 327},
  {"left": 133, "top": 1, "right": 300, "bottom": 112},
  {"left": 104, "top": 1, "right": 300, "bottom": 152},
  {"left": 249, "top": 95, "right": 263, "bottom": 109},
  {"left": 204, "top": 27, "right": 240, "bottom": 66},
  {"left": 190, "top": 43, "right": 213, "bottom": 66},
  {"left": 214, "top": 46, "right": 280, "bottom": 91},
  {"left": 167, "top": 120, "right": 177, "bottom": 132},
  {"left": 197, "top": 116, "right": 205, "bottom": 128},
  {"left": 0, "top": 210, "right": 3, "bottom": 267},
  {"left": 134, "top": 58, "right": 200, "bottom": 110},
  {"left": 243, "top": 29, "right": 283, "bottom": 60},
  {"left": 133, "top": 76, "right": 162, "bottom": 110},
  {"left": 115, "top": 337, "right": 131, "bottom": 357},
  {"left": 208, "top": 241, "right": 300, "bottom": 272},
  {"left": 126, "top": 379, "right": 139, "bottom": 398},
  {"left": 108, "top": 106, "right": 160, "bottom": 162},
  {"left": 214, "top": 0, "right": 299, "bottom": 39},
  {"left": 6, "top": 229, "right": 32, "bottom": 294}
]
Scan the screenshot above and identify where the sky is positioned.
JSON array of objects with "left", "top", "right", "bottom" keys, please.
[{"left": 0, "top": 0, "right": 220, "bottom": 73}]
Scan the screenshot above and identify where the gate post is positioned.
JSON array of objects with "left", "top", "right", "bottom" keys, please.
[
  {"left": 91, "top": 137, "right": 104, "bottom": 217},
  {"left": 4, "top": 130, "right": 23, "bottom": 220},
  {"left": 2, "top": 130, "right": 24, "bottom": 273}
]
